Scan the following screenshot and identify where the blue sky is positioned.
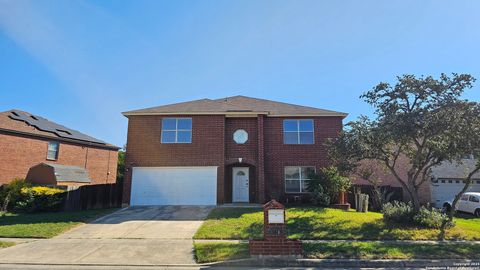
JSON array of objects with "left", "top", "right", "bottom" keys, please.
[{"left": 1, "top": 0, "right": 479, "bottom": 147}]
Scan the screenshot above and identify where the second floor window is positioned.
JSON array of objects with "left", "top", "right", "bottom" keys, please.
[
  {"left": 283, "top": 119, "right": 314, "bottom": 144},
  {"left": 161, "top": 118, "right": 192, "bottom": 143},
  {"left": 47, "top": 141, "right": 59, "bottom": 160}
]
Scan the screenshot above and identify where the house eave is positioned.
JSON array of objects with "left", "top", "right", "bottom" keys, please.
[
  {"left": 122, "top": 111, "right": 348, "bottom": 118},
  {"left": 0, "top": 128, "right": 120, "bottom": 150}
]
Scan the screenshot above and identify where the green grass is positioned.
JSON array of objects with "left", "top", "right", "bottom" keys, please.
[
  {"left": 193, "top": 242, "right": 480, "bottom": 262},
  {"left": 0, "top": 241, "right": 14, "bottom": 249},
  {"left": 304, "top": 242, "right": 480, "bottom": 259},
  {"left": 194, "top": 207, "right": 480, "bottom": 240},
  {"left": 0, "top": 208, "right": 117, "bottom": 238},
  {"left": 194, "top": 242, "right": 249, "bottom": 263}
]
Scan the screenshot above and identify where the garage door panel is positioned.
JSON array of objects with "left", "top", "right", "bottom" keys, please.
[
  {"left": 131, "top": 167, "right": 217, "bottom": 205},
  {"left": 431, "top": 181, "right": 480, "bottom": 206}
]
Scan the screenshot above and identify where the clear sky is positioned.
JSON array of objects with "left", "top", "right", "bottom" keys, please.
[{"left": 1, "top": 1, "right": 479, "bottom": 147}]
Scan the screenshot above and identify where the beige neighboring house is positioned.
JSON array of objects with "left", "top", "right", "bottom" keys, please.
[{"left": 353, "top": 156, "right": 480, "bottom": 207}]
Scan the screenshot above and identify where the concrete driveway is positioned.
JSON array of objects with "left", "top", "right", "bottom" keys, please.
[{"left": 0, "top": 206, "right": 213, "bottom": 266}]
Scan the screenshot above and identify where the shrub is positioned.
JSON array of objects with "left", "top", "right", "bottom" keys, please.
[
  {"left": 307, "top": 182, "right": 331, "bottom": 206},
  {"left": 382, "top": 201, "right": 455, "bottom": 229},
  {"left": 309, "top": 166, "right": 351, "bottom": 204},
  {"left": 0, "top": 178, "right": 31, "bottom": 212},
  {"left": 382, "top": 201, "right": 415, "bottom": 224},
  {"left": 15, "top": 186, "right": 66, "bottom": 212},
  {"left": 413, "top": 206, "right": 455, "bottom": 229},
  {"left": 312, "top": 192, "right": 331, "bottom": 206}
]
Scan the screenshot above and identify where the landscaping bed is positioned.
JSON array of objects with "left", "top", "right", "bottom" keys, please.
[
  {"left": 0, "top": 208, "right": 118, "bottom": 238},
  {"left": 194, "top": 207, "right": 480, "bottom": 240}
]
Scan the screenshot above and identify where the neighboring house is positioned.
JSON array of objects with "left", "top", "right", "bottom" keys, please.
[
  {"left": 430, "top": 157, "right": 480, "bottom": 207},
  {"left": 0, "top": 109, "right": 120, "bottom": 187},
  {"left": 122, "top": 96, "right": 347, "bottom": 206},
  {"left": 353, "top": 156, "right": 480, "bottom": 207}
]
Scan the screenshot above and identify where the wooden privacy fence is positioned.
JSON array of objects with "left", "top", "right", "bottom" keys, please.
[{"left": 64, "top": 183, "right": 122, "bottom": 211}]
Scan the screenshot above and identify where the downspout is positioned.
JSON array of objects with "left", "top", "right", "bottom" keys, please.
[
  {"left": 84, "top": 146, "right": 89, "bottom": 169},
  {"left": 106, "top": 150, "right": 111, "bottom": 184}
]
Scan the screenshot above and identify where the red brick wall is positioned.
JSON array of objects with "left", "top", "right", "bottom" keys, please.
[
  {"left": 353, "top": 157, "right": 431, "bottom": 204},
  {"left": 263, "top": 117, "right": 343, "bottom": 202},
  {"left": 249, "top": 239, "right": 302, "bottom": 256},
  {"left": 123, "top": 115, "right": 226, "bottom": 204},
  {"left": 123, "top": 114, "right": 343, "bottom": 205},
  {"left": 0, "top": 132, "right": 118, "bottom": 185},
  {"left": 225, "top": 118, "right": 258, "bottom": 162}
]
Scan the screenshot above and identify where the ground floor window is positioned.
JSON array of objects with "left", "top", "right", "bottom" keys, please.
[{"left": 284, "top": 166, "right": 315, "bottom": 193}]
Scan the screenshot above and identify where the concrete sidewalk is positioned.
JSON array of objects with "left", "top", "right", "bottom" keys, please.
[{"left": 0, "top": 238, "right": 198, "bottom": 265}]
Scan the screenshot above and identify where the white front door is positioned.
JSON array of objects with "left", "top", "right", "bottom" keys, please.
[{"left": 233, "top": 167, "right": 249, "bottom": 202}]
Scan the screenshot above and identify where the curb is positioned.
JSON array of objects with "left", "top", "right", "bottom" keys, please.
[{"left": 0, "top": 258, "right": 478, "bottom": 268}]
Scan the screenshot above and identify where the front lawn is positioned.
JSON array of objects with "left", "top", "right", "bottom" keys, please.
[
  {"left": 0, "top": 208, "right": 117, "bottom": 238},
  {"left": 304, "top": 242, "right": 480, "bottom": 259},
  {"left": 0, "top": 241, "right": 14, "bottom": 249},
  {"left": 194, "top": 242, "right": 249, "bottom": 263},
  {"left": 194, "top": 207, "right": 480, "bottom": 240},
  {"left": 193, "top": 242, "right": 480, "bottom": 262}
]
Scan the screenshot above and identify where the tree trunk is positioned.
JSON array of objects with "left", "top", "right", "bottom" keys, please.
[
  {"left": 439, "top": 167, "right": 480, "bottom": 240},
  {"left": 406, "top": 180, "right": 421, "bottom": 212}
]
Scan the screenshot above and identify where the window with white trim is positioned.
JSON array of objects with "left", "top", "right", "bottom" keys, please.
[
  {"left": 161, "top": 118, "right": 192, "bottom": 143},
  {"left": 283, "top": 119, "right": 314, "bottom": 144},
  {"left": 284, "top": 166, "right": 315, "bottom": 193},
  {"left": 47, "top": 141, "right": 59, "bottom": 160}
]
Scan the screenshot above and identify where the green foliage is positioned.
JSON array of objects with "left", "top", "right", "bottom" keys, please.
[
  {"left": 327, "top": 73, "right": 480, "bottom": 212},
  {"left": 194, "top": 242, "right": 249, "bottom": 263},
  {"left": 0, "top": 179, "right": 31, "bottom": 212},
  {"left": 116, "top": 149, "right": 125, "bottom": 183},
  {"left": 0, "top": 208, "right": 117, "bottom": 238},
  {"left": 311, "top": 191, "right": 331, "bottom": 207},
  {"left": 309, "top": 167, "right": 351, "bottom": 203},
  {"left": 195, "top": 207, "right": 480, "bottom": 241},
  {"left": 382, "top": 201, "right": 415, "bottom": 224},
  {"left": 304, "top": 242, "right": 480, "bottom": 259},
  {"left": 414, "top": 206, "right": 454, "bottom": 229},
  {"left": 307, "top": 175, "right": 330, "bottom": 206},
  {"left": 15, "top": 186, "right": 65, "bottom": 213},
  {"left": 383, "top": 202, "right": 454, "bottom": 229}
]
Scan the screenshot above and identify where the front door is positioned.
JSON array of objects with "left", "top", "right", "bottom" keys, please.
[{"left": 233, "top": 167, "right": 249, "bottom": 202}]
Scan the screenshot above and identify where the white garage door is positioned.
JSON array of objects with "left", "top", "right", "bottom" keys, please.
[
  {"left": 431, "top": 179, "right": 480, "bottom": 207},
  {"left": 130, "top": 167, "right": 217, "bottom": 205}
]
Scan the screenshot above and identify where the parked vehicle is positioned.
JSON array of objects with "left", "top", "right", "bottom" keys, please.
[{"left": 443, "top": 192, "right": 480, "bottom": 217}]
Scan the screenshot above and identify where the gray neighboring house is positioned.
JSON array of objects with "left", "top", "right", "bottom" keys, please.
[{"left": 430, "top": 156, "right": 480, "bottom": 206}]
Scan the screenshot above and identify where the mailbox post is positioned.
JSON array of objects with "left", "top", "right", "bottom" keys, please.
[{"left": 249, "top": 200, "right": 302, "bottom": 256}]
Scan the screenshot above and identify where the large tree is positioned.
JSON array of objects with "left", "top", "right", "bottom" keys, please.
[{"left": 329, "top": 74, "right": 480, "bottom": 212}]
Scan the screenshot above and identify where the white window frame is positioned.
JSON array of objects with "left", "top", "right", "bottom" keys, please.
[
  {"left": 284, "top": 166, "right": 316, "bottom": 193},
  {"left": 47, "top": 141, "right": 60, "bottom": 160},
  {"left": 283, "top": 119, "right": 314, "bottom": 145},
  {"left": 161, "top": 118, "right": 192, "bottom": 144}
]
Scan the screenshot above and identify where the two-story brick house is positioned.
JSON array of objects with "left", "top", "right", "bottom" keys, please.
[
  {"left": 0, "top": 109, "right": 119, "bottom": 187},
  {"left": 122, "top": 96, "right": 347, "bottom": 205}
]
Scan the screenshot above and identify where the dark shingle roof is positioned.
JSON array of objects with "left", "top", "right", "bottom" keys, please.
[
  {"left": 0, "top": 109, "right": 119, "bottom": 149},
  {"left": 38, "top": 163, "right": 91, "bottom": 183},
  {"left": 123, "top": 96, "right": 347, "bottom": 118}
]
